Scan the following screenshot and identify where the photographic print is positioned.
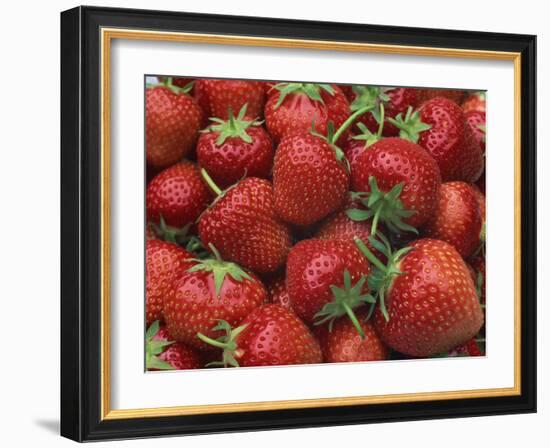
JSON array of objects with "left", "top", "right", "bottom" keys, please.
[{"left": 144, "top": 77, "right": 487, "bottom": 371}]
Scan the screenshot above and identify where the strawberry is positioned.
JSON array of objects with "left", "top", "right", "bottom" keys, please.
[
  {"left": 194, "top": 79, "right": 266, "bottom": 119},
  {"left": 462, "top": 91, "right": 486, "bottom": 114},
  {"left": 417, "top": 88, "right": 466, "bottom": 104},
  {"left": 146, "top": 321, "right": 200, "bottom": 370},
  {"left": 158, "top": 76, "right": 195, "bottom": 92},
  {"left": 348, "top": 137, "right": 441, "bottom": 235},
  {"left": 196, "top": 105, "right": 274, "bottom": 189},
  {"left": 286, "top": 239, "right": 374, "bottom": 335},
  {"left": 316, "top": 210, "right": 374, "bottom": 245},
  {"left": 267, "top": 274, "right": 292, "bottom": 309},
  {"left": 356, "top": 236, "right": 484, "bottom": 357},
  {"left": 423, "top": 182, "right": 483, "bottom": 259},
  {"left": 164, "top": 245, "right": 267, "bottom": 350},
  {"left": 197, "top": 304, "right": 322, "bottom": 367},
  {"left": 447, "top": 338, "right": 484, "bottom": 357},
  {"left": 146, "top": 77, "right": 204, "bottom": 169},
  {"left": 315, "top": 309, "right": 389, "bottom": 363},
  {"left": 389, "top": 98, "right": 484, "bottom": 182},
  {"left": 146, "top": 162, "right": 212, "bottom": 241},
  {"left": 465, "top": 110, "right": 486, "bottom": 154},
  {"left": 145, "top": 240, "right": 195, "bottom": 326},
  {"left": 264, "top": 83, "right": 350, "bottom": 145},
  {"left": 198, "top": 173, "right": 291, "bottom": 273}
]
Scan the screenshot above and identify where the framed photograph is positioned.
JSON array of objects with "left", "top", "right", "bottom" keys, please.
[{"left": 60, "top": 6, "right": 536, "bottom": 442}]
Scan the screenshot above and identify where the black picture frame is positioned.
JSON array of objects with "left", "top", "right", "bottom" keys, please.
[{"left": 61, "top": 5, "right": 536, "bottom": 442}]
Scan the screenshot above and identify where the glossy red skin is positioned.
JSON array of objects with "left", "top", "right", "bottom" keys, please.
[
  {"left": 146, "top": 162, "right": 212, "bottom": 228},
  {"left": 465, "top": 110, "right": 486, "bottom": 153},
  {"left": 352, "top": 88, "right": 419, "bottom": 137},
  {"left": 146, "top": 240, "right": 195, "bottom": 326},
  {"left": 194, "top": 79, "right": 266, "bottom": 119},
  {"left": 199, "top": 178, "right": 292, "bottom": 273},
  {"left": 286, "top": 239, "right": 371, "bottom": 325},
  {"left": 264, "top": 85, "right": 350, "bottom": 145},
  {"left": 462, "top": 92, "right": 486, "bottom": 114},
  {"left": 146, "top": 86, "right": 203, "bottom": 169},
  {"left": 273, "top": 133, "right": 349, "bottom": 226},
  {"left": 149, "top": 326, "right": 201, "bottom": 370},
  {"left": 196, "top": 125, "right": 274, "bottom": 189},
  {"left": 417, "top": 88, "right": 466, "bottom": 104},
  {"left": 315, "top": 309, "right": 389, "bottom": 363},
  {"left": 234, "top": 304, "right": 323, "bottom": 366},
  {"left": 417, "top": 97, "right": 484, "bottom": 183},
  {"left": 343, "top": 139, "right": 368, "bottom": 171},
  {"left": 316, "top": 210, "right": 373, "bottom": 244},
  {"left": 351, "top": 137, "right": 442, "bottom": 228},
  {"left": 373, "top": 239, "right": 484, "bottom": 357},
  {"left": 470, "top": 253, "right": 486, "bottom": 304},
  {"left": 267, "top": 275, "right": 292, "bottom": 310},
  {"left": 423, "top": 182, "right": 483, "bottom": 258},
  {"left": 164, "top": 267, "right": 267, "bottom": 350}
]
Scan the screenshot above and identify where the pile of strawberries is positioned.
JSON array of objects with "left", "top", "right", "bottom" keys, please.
[{"left": 144, "top": 77, "right": 487, "bottom": 371}]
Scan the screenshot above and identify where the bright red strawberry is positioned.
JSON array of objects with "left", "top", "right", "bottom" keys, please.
[
  {"left": 164, "top": 246, "right": 267, "bottom": 350},
  {"left": 198, "top": 173, "right": 291, "bottom": 273},
  {"left": 197, "top": 305, "right": 322, "bottom": 367},
  {"left": 146, "top": 162, "right": 212, "bottom": 239},
  {"left": 286, "top": 239, "right": 373, "bottom": 334},
  {"left": 146, "top": 321, "right": 201, "bottom": 370},
  {"left": 194, "top": 79, "right": 265, "bottom": 119},
  {"left": 356, "top": 236, "right": 484, "bottom": 357},
  {"left": 423, "top": 182, "right": 483, "bottom": 258},
  {"left": 314, "top": 309, "right": 389, "bottom": 363},
  {"left": 146, "top": 240, "right": 195, "bottom": 326},
  {"left": 265, "top": 83, "right": 350, "bottom": 145},
  {"left": 267, "top": 275, "right": 292, "bottom": 309},
  {"left": 146, "top": 78, "right": 204, "bottom": 169},
  {"left": 390, "top": 98, "right": 483, "bottom": 182},
  {"left": 462, "top": 91, "right": 486, "bottom": 114},
  {"left": 349, "top": 137, "right": 441, "bottom": 234},
  {"left": 196, "top": 105, "right": 274, "bottom": 189},
  {"left": 417, "top": 88, "right": 466, "bottom": 104},
  {"left": 465, "top": 110, "right": 486, "bottom": 153}
]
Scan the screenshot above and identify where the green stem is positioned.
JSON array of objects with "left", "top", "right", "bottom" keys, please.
[
  {"left": 376, "top": 103, "right": 385, "bottom": 139},
  {"left": 371, "top": 206, "right": 381, "bottom": 237},
  {"left": 354, "top": 237, "right": 386, "bottom": 272},
  {"left": 332, "top": 105, "right": 373, "bottom": 144},
  {"left": 208, "top": 243, "right": 223, "bottom": 262},
  {"left": 196, "top": 332, "right": 229, "bottom": 350},
  {"left": 343, "top": 302, "right": 365, "bottom": 339},
  {"left": 201, "top": 168, "right": 222, "bottom": 196}
]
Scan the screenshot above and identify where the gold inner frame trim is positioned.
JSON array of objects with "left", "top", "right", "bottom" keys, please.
[{"left": 100, "top": 27, "right": 522, "bottom": 421}]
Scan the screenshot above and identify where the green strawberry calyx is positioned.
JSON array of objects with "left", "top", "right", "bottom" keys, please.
[
  {"left": 196, "top": 319, "right": 248, "bottom": 367},
  {"left": 346, "top": 176, "right": 418, "bottom": 236},
  {"left": 273, "top": 83, "right": 335, "bottom": 109},
  {"left": 313, "top": 270, "right": 375, "bottom": 339},
  {"left": 354, "top": 234, "right": 413, "bottom": 322},
  {"left": 350, "top": 85, "right": 392, "bottom": 125},
  {"left": 352, "top": 103, "right": 386, "bottom": 149},
  {"left": 203, "top": 104, "right": 263, "bottom": 146},
  {"left": 145, "top": 320, "right": 176, "bottom": 370},
  {"left": 386, "top": 106, "right": 432, "bottom": 143},
  {"left": 187, "top": 243, "right": 254, "bottom": 297},
  {"left": 148, "top": 76, "right": 194, "bottom": 95},
  {"left": 151, "top": 215, "right": 191, "bottom": 244}
]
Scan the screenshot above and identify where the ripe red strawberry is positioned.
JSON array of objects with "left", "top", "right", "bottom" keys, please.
[
  {"left": 146, "top": 240, "right": 195, "bottom": 326},
  {"left": 356, "top": 236, "right": 484, "bottom": 357},
  {"left": 314, "top": 309, "right": 389, "bottom": 363},
  {"left": 286, "top": 239, "right": 373, "bottom": 334},
  {"left": 194, "top": 79, "right": 266, "bottom": 119},
  {"left": 146, "top": 78, "right": 204, "bottom": 169},
  {"left": 198, "top": 174, "right": 291, "bottom": 273},
  {"left": 146, "top": 162, "right": 212, "bottom": 239},
  {"left": 462, "top": 91, "right": 486, "bottom": 114},
  {"left": 196, "top": 105, "right": 274, "bottom": 189},
  {"left": 267, "top": 275, "right": 292, "bottom": 309},
  {"left": 349, "top": 86, "right": 419, "bottom": 137},
  {"left": 465, "top": 110, "right": 486, "bottom": 153},
  {"left": 146, "top": 321, "right": 200, "bottom": 370},
  {"left": 197, "top": 305, "right": 322, "bottom": 367},
  {"left": 423, "top": 182, "right": 483, "bottom": 258},
  {"left": 389, "top": 98, "right": 483, "bottom": 182},
  {"left": 265, "top": 83, "right": 350, "bottom": 145},
  {"left": 316, "top": 210, "right": 374, "bottom": 244},
  {"left": 164, "top": 246, "right": 267, "bottom": 350},
  {"left": 417, "top": 88, "right": 466, "bottom": 104},
  {"left": 349, "top": 137, "right": 442, "bottom": 234}
]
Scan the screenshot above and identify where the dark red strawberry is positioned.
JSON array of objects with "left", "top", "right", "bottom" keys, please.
[
  {"left": 417, "top": 88, "right": 466, "bottom": 104},
  {"left": 146, "top": 78, "right": 203, "bottom": 169},
  {"left": 286, "top": 239, "right": 373, "bottom": 335},
  {"left": 447, "top": 338, "right": 484, "bottom": 357},
  {"left": 146, "top": 321, "right": 201, "bottom": 370},
  {"left": 389, "top": 98, "right": 483, "bottom": 182},
  {"left": 164, "top": 245, "right": 267, "bottom": 350},
  {"left": 197, "top": 305, "right": 322, "bottom": 367},
  {"left": 349, "top": 137, "right": 442, "bottom": 234},
  {"left": 462, "top": 91, "right": 486, "bottom": 114},
  {"left": 267, "top": 274, "right": 292, "bottom": 309},
  {"left": 146, "top": 240, "right": 195, "bottom": 326},
  {"left": 194, "top": 79, "right": 265, "bottom": 119},
  {"left": 196, "top": 105, "right": 274, "bottom": 189},
  {"left": 265, "top": 83, "right": 350, "bottom": 145},
  {"left": 314, "top": 309, "right": 389, "bottom": 363},
  {"left": 198, "top": 173, "right": 291, "bottom": 273},
  {"left": 146, "top": 162, "right": 212, "bottom": 241},
  {"left": 470, "top": 253, "right": 486, "bottom": 304},
  {"left": 338, "top": 84, "right": 355, "bottom": 102},
  {"left": 356, "top": 236, "right": 484, "bottom": 357},
  {"left": 465, "top": 110, "right": 486, "bottom": 153},
  {"left": 423, "top": 182, "right": 483, "bottom": 258}
]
